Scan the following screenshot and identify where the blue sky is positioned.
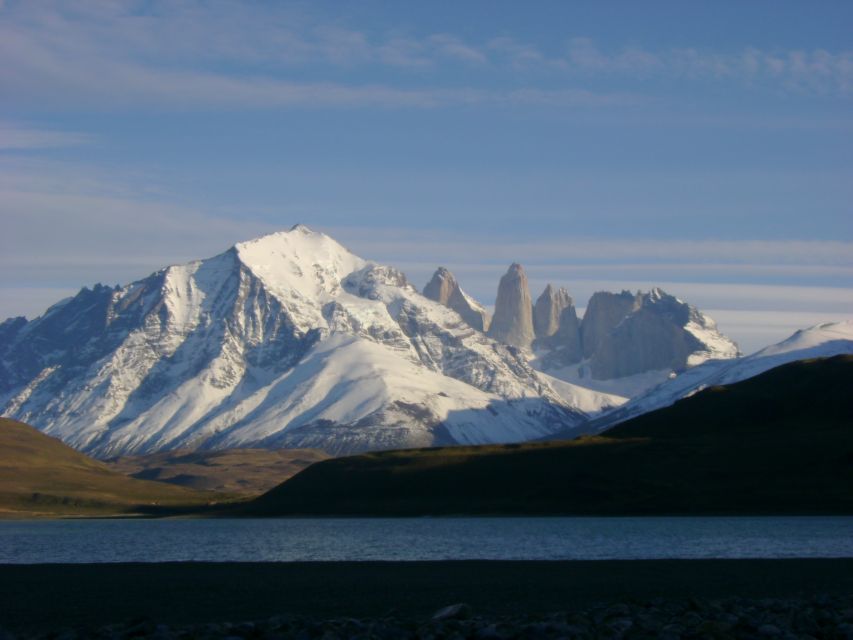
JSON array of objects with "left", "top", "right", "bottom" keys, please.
[{"left": 1, "top": 0, "right": 851, "bottom": 353}]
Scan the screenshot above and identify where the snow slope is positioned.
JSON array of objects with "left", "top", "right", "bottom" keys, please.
[
  {"left": 587, "top": 320, "right": 853, "bottom": 433},
  {"left": 0, "top": 226, "right": 584, "bottom": 456},
  {"left": 535, "top": 371, "right": 627, "bottom": 415}
]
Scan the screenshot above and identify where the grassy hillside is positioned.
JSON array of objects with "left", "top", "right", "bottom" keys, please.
[
  {"left": 0, "top": 418, "right": 231, "bottom": 517},
  {"left": 245, "top": 355, "right": 853, "bottom": 516},
  {"left": 106, "top": 447, "right": 329, "bottom": 494}
]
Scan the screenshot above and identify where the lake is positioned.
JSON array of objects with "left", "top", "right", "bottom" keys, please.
[{"left": 2, "top": 516, "right": 852, "bottom": 563}]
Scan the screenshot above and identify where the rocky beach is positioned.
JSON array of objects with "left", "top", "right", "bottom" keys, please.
[
  {"left": 3, "top": 560, "right": 853, "bottom": 638},
  {"left": 5, "top": 593, "right": 853, "bottom": 639}
]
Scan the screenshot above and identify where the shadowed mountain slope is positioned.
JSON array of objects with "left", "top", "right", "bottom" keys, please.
[{"left": 244, "top": 355, "right": 853, "bottom": 516}]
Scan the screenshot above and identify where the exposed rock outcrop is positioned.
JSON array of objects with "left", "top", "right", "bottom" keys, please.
[
  {"left": 530, "top": 285, "right": 583, "bottom": 367},
  {"left": 588, "top": 288, "right": 738, "bottom": 379},
  {"left": 579, "top": 291, "right": 638, "bottom": 359},
  {"left": 542, "top": 304, "right": 583, "bottom": 366},
  {"left": 422, "top": 267, "right": 490, "bottom": 332},
  {"left": 533, "top": 285, "right": 571, "bottom": 340},
  {"left": 487, "top": 263, "right": 535, "bottom": 349}
]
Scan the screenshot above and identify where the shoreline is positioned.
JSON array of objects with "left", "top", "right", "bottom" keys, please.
[
  {"left": 2, "top": 559, "right": 853, "bottom": 634},
  {"left": 4, "top": 510, "right": 853, "bottom": 520}
]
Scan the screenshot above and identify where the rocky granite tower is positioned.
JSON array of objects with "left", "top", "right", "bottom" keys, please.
[
  {"left": 488, "top": 263, "right": 535, "bottom": 349},
  {"left": 533, "top": 284, "right": 572, "bottom": 340},
  {"left": 423, "top": 267, "right": 490, "bottom": 331},
  {"left": 543, "top": 304, "right": 583, "bottom": 364},
  {"left": 587, "top": 288, "right": 739, "bottom": 379},
  {"left": 580, "top": 290, "right": 638, "bottom": 359}
]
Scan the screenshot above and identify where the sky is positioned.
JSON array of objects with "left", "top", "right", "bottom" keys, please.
[{"left": 1, "top": 0, "right": 851, "bottom": 354}]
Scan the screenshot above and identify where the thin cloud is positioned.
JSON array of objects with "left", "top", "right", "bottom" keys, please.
[
  {"left": 564, "top": 38, "right": 853, "bottom": 94},
  {"left": 1, "top": 1, "right": 850, "bottom": 114},
  {"left": 0, "top": 38, "right": 638, "bottom": 110},
  {"left": 487, "top": 37, "right": 547, "bottom": 69},
  {"left": 429, "top": 34, "right": 488, "bottom": 64},
  {"left": 328, "top": 226, "right": 853, "bottom": 267},
  {"left": 0, "top": 20, "right": 635, "bottom": 110},
  {"left": 0, "top": 123, "right": 93, "bottom": 150}
]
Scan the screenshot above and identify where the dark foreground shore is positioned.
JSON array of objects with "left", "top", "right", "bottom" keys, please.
[{"left": 2, "top": 559, "right": 853, "bottom": 637}]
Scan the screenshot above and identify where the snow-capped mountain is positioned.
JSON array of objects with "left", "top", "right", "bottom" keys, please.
[
  {"left": 0, "top": 226, "right": 584, "bottom": 457},
  {"left": 584, "top": 320, "right": 853, "bottom": 434}
]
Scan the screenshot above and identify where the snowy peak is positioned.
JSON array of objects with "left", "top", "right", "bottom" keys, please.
[
  {"left": 234, "top": 226, "right": 367, "bottom": 301},
  {"left": 754, "top": 321, "right": 853, "bottom": 358}
]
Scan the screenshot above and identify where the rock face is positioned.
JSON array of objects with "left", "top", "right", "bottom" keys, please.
[
  {"left": 542, "top": 304, "right": 583, "bottom": 366},
  {"left": 422, "top": 267, "right": 489, "bottom": 332},
  {"left": 531, "top": 285, "right": 583, "bottom": 367},
  {"left": 487, "top": 264, "right": 535, "bottom": 350},
  {"left": 580, "top": 291, "right": 638, "bottom": 360},
  {"left": 0, "top": 226, "right": 584, "bottom": 457},
  {"left": 587, "top": 288, "right": 739, "bottom": 379},
  {"left": 586, "top": 320, "right": 853, "bottom": 434},
  {"left": 533, "top": 285, "right": 571, "bottom": 340}
]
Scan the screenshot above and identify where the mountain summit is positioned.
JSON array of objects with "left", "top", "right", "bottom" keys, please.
[{"left": 0, "top": 227, "right": 583, "bottom": 457}]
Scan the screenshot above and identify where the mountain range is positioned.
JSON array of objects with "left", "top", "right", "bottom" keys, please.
[
  {"left": 0, "top": 225, "right": 849, "bottom": 458},
  {"left": 0, "top": 226, "right": 580, "bottom": 456}
]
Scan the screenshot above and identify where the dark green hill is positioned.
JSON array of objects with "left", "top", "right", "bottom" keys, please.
[
  {"left": 0, "top": 418, "right": 231, "bottom": 517},
  {"left": 245, "top": 355, "right": 853, "bottom": 516}
]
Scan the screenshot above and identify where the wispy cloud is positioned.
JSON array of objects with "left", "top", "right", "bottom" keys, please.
[
  {"left": 1, "top": 1, "right": 850, "bottom": 113},
  {"left": 563, "top": 37, "right": 853, "bottom": 94},
  {"left": 0, "top": 123, "right": 93, "bottom": 150},
  {"left": 0, "top": 22, "right": 635, "bottom": 109},
  {"left": 429, "top": 34, "right": 488, "bottom": 65},
  {"left": 329, "top": 226, "right": 853, "bottom": 268}
]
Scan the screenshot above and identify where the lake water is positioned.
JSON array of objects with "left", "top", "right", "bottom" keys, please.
[{"left": 1, "top": 516, "right": 852, "bottom": 563}]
